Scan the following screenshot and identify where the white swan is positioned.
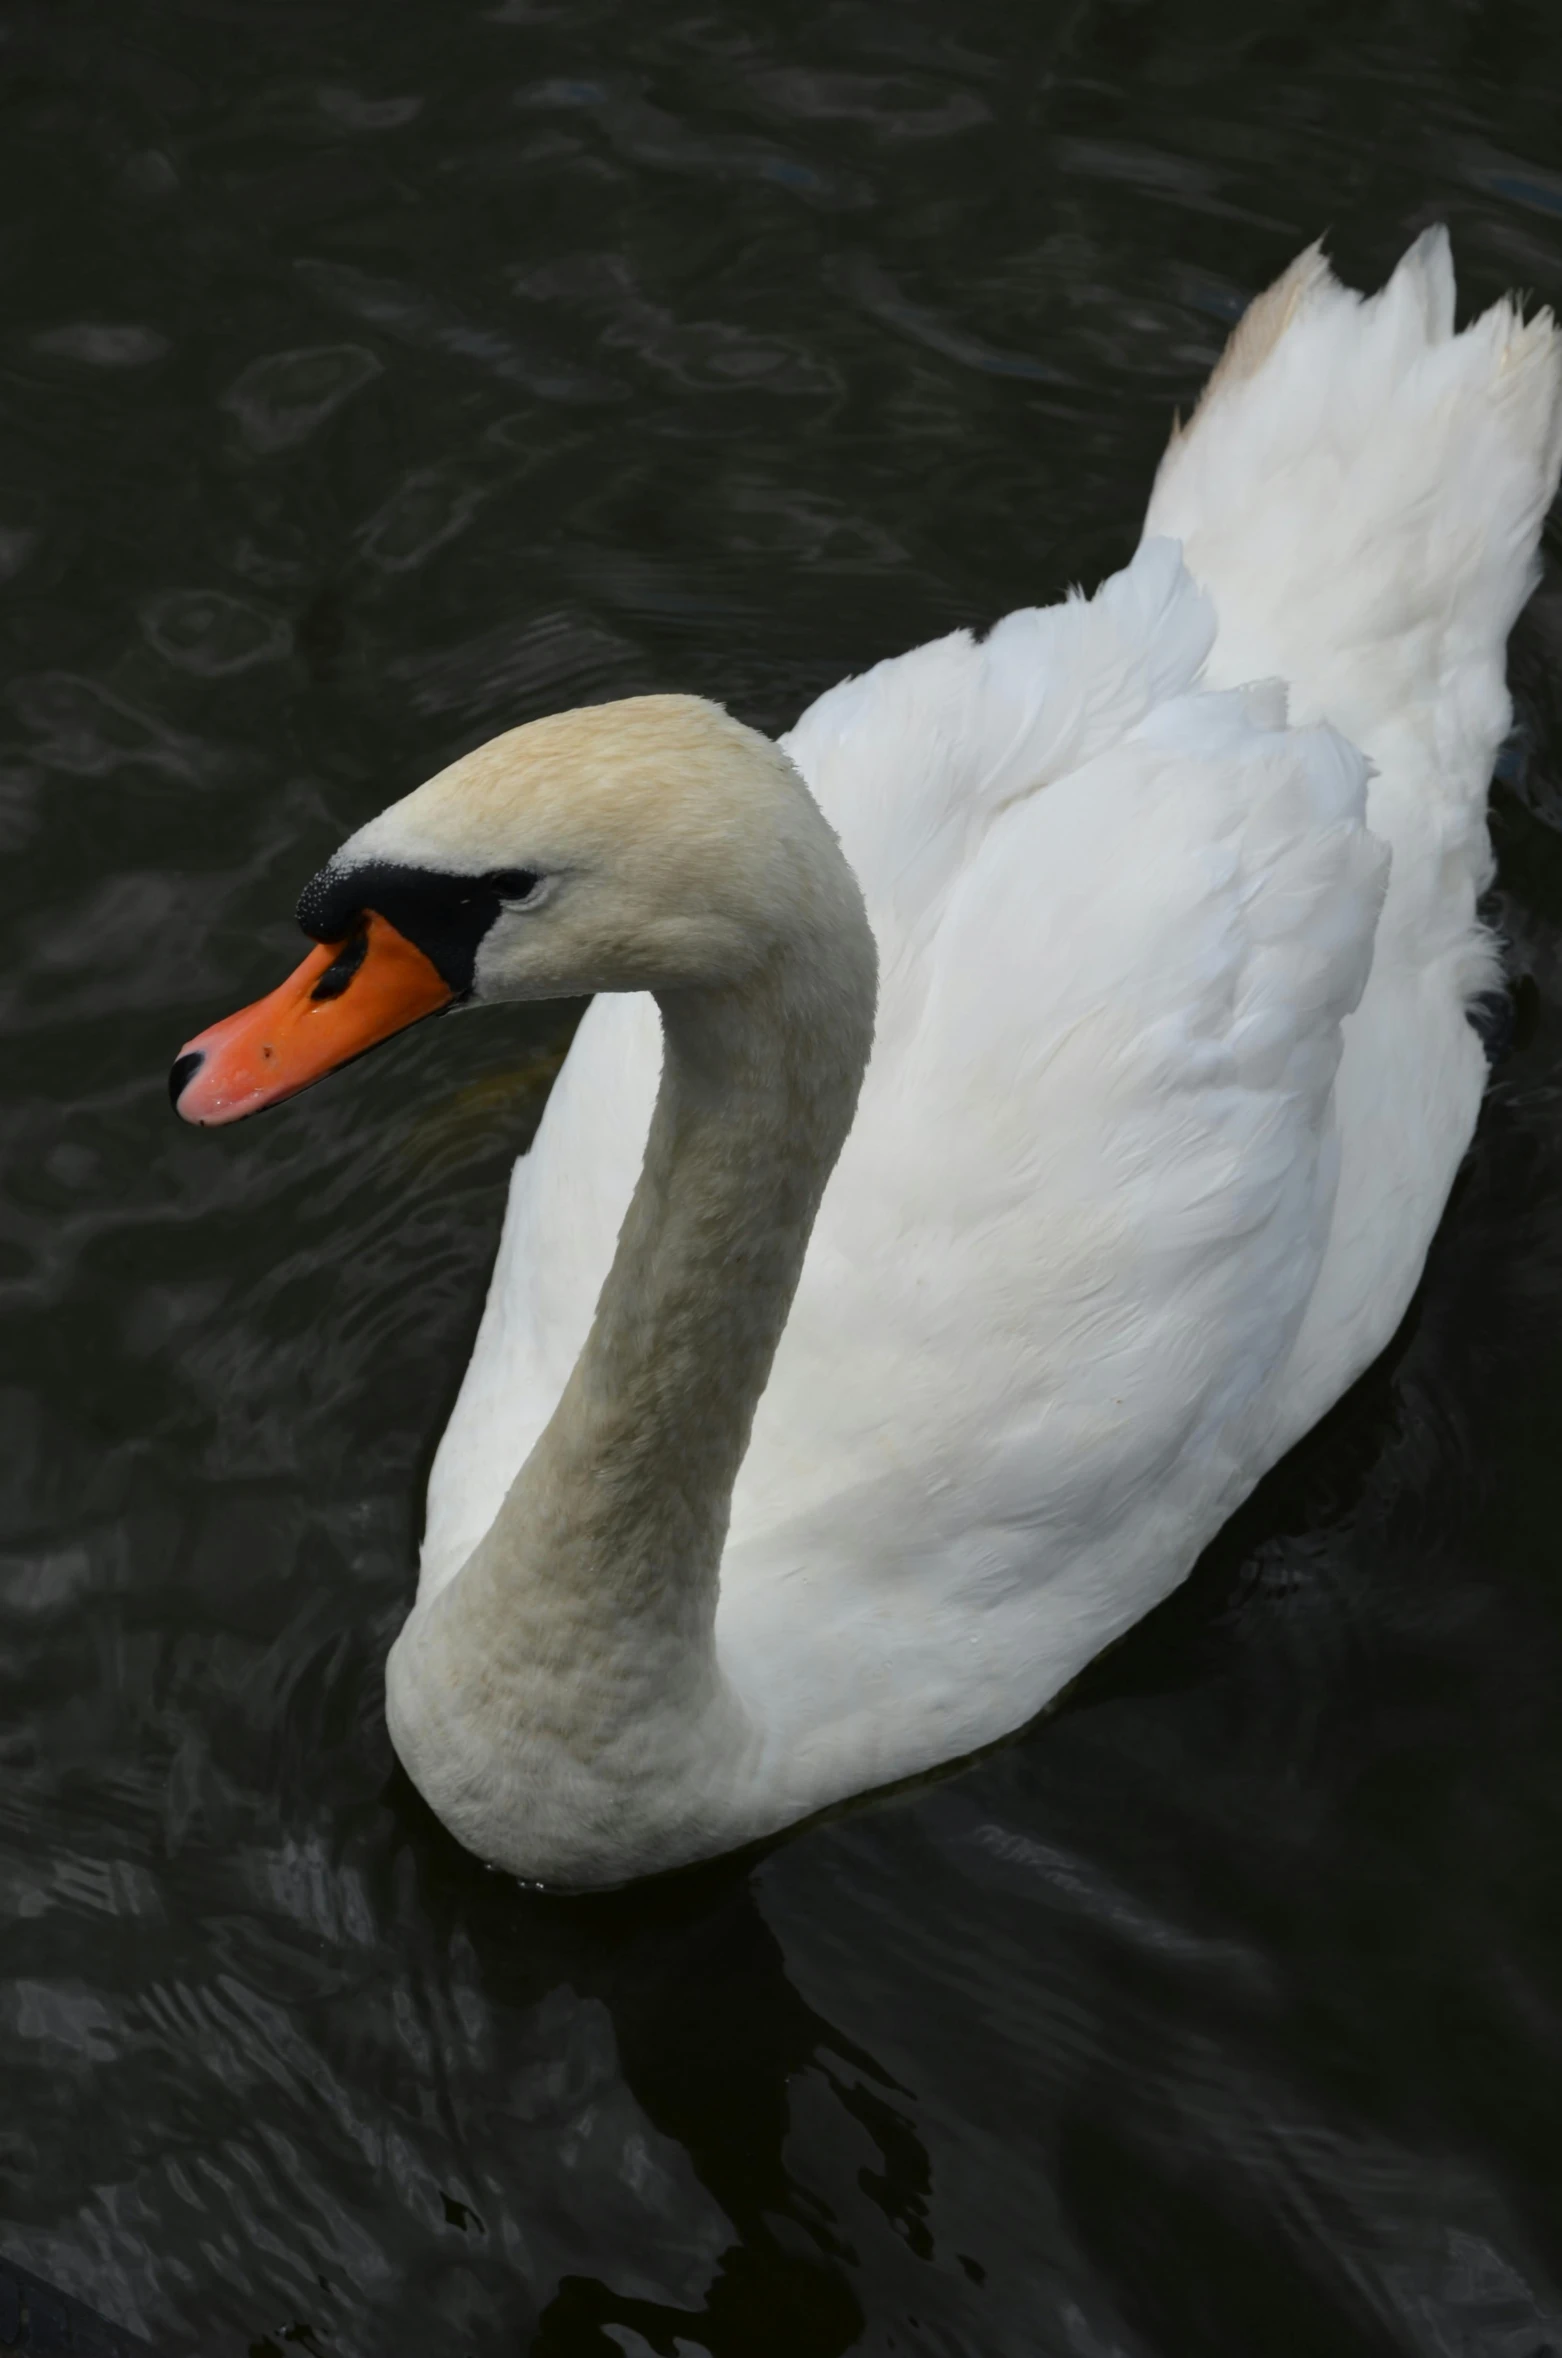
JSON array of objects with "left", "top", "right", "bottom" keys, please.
[{"left": 173, "top": 234, "right": 1562, "bottom": 1888}]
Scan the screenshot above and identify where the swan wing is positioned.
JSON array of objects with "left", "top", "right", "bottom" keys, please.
[
  {"left": 713, "top": 658, "right": 1386, "bottom": 1782},
  {"left": 418, "top": 985, "right": 661, "bottom": 1597}
]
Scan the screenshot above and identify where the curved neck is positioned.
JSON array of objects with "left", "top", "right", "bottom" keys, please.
[
  {"left": 438, "top": 910, "right": 876, "bottom": 1743},
  {"left": 533, "top": 959, "right": 868, "bottom": 1604}
]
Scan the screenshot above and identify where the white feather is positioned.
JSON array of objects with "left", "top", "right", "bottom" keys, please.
[{"left": 417, "top": 235, "right": 1561, "bottom": 1861}]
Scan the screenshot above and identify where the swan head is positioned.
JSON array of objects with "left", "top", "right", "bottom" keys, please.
[{"left": 170, "top": 693, "right": 862, "bottom": 1125}]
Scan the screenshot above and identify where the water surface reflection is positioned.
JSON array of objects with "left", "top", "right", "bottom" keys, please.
[{"left": 3, "top": 0, "right": 1562, "bottom": 2349}]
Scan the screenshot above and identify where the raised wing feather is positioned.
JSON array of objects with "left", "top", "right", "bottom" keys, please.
[{"left": 780, "top": 534, "right": 1214, "bottom": 1011}]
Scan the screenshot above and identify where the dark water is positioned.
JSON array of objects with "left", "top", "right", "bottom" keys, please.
[{"left": 4, "top": 2, "right": 1562, "bottom": 2352}]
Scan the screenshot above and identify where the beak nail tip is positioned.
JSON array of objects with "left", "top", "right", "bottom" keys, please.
[{"left": 169, "top": 1049, "right": 205, "bottom": 1114}]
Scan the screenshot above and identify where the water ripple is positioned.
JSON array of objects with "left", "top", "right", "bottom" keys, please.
[{"left": 4, "top": 3, "right": 1562, "bottom": 2351}]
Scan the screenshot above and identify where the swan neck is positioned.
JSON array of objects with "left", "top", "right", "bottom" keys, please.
[
  {"left": 384, "top": 759, "right": 877, "bottom": 1883},
  {"left": 454, "top": 904, "right": 875, "bottom": 1708},
  {"left": 545, "top": 961, "right": 862, "bottom": 1594}
]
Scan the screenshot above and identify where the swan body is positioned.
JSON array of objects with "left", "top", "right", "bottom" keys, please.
[{"left": 175, "top": 234, "right": 1562, "bottom": 1887}]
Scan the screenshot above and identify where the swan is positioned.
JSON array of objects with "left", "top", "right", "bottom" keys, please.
[{"left": 171, "top": 234, "right": 1562, "bottom": 1889}]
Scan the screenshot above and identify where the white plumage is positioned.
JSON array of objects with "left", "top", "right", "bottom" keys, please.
[{"left": 382, "top": 232, "right": 1561, "bottom": 1881}]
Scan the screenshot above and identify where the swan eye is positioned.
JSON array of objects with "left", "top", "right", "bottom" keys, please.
[{"left": 486, "top": 869, "right": 543, "bottom": 906}]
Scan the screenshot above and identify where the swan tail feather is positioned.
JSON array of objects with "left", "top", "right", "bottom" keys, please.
[
  {"left": 1157, "top": 231, "right": 1562, "bottom": 1445},
  {"left": 1164, "top": 238, "right": 1335, "bottom": 449},
  {"left": 1144, "top": 229, "right": 1562, "bottom": 976}
]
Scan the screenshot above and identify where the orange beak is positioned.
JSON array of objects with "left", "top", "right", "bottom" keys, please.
[{"left": 170, "top": 910, "right": 454, "bottom": 1126}]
